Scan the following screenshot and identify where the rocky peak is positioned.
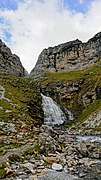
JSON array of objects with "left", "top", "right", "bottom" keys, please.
[
  {"left": 0, "top": 39, "right": 27, "bottom": 76},
  {"left": 88, "top": 31, "right": 101, "bottom": 41},
  {"left": 30, "top": 32, "right": 101, "bottom": 79}
]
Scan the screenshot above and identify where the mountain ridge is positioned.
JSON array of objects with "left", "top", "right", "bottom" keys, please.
[{"left": 30, "top": 31, "right": 101, "bottom": 79}]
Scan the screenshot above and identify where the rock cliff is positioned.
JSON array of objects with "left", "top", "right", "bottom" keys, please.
[
  {"left": 40, "top": 59, "right": 101, "bottom": 134},
  {"left": 0, "top": 39, "right": 27, "bottom": 76},
  {"left": 30, "top": 32, "right": 101, "bottom": 79}
]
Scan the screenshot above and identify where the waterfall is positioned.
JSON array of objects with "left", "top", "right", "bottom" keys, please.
[
  {"left": 41, "top": 94, "right": 73, "bottom": 126},
  {"left": 41, "top": 94, "right": 66, "bottom": 126}
]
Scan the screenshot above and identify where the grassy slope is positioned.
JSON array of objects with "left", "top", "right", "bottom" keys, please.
[
  {"left": 0, "top": 74, "right": 44, "bottom": 157},
  {"left": 41, "top": 61, "right": 101, "bottom": 84},
  {"left": 0, "top": 75, "right": 43, "bottom": 125}
]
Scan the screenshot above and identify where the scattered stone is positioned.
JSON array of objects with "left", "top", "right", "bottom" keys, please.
[
  {"left": 0, "top": 121, "right": 5, "bottom": 125},
  {"left": 37, "top": 171, "right": 46, "bottom": 176},
  {"left": 0, "top": 106, "right": 3, "bottom": 110},
  {"left": 79, "top": 173, "right": 86, "bottom": 178},
  {"left": 21, "top": 162, "right": 35, "bottom": 173},
  {"left": 37, "top": 166, "right": 45, "bottom": 169},
  {"left": 5, "top": 110, "right": 12, "bottom": 113},
  {"left": 4, "top": 166, "right": 13, "bottom": 175},
  {"left": 44, "top": 156, "right": 58, "bottom": 164},
  {"left": 29, "top": 175, "right": 38, "bottom": 180},
  {"left": 52, "top": 163, "right": 63, "bottom": 171}
]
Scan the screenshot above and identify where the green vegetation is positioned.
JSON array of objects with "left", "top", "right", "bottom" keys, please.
[
  {"left": 0, "top": 75, "right": 43, "bottom": 126},
  {"left": 0, "top": 163, "right": 6, "bottom": 179},
  {"left": 41, "top": 61, "right": 101, "bottom": 84},
  {"left": 24, "top": 141, "right": 46, "bottom": 155},
  {"left": 8, "top": 154, "right": 21, "bottom": 162},
  {"left": 76, "top": 100, "right": 101, "bottom": 124},
  {"left": 0, "top": 168, "right": 6, "bottom": 179},
  {"left": 93, "top": 125, "right": 101, "bottom": 132}
]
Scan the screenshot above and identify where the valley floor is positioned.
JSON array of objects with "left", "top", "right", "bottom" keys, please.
[{"left": 0, "top": 125, "right": 101, "bottom": 180}]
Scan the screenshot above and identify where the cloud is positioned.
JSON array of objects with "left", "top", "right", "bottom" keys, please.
[
  {"left": 79, "top": 0, "right": 84, "bottom": 4},
  {"left": 0, "top": 0, "right": 101, "bottom": 73}
]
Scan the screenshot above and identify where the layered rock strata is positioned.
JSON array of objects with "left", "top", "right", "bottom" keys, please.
[{"left": 30, "top": 32, "right": 101, "bottom": 79}]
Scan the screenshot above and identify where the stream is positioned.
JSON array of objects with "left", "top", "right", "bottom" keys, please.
[{"left": 75, "top": 135, "right": 101, "bottom": 142}]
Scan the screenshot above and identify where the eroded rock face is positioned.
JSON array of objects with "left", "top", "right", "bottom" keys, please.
[
  {"left": 30, "top": 32, "right": 101, "bottom": 79},
  {"left": 0, "top": 39, "right": 27, "bottom": 76}
]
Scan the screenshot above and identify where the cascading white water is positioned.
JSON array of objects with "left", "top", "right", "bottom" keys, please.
[{"left": 41, "top": 93, "right": 73, "bottom": 126}]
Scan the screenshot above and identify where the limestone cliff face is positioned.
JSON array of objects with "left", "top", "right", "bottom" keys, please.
[
  {"left": 30, "top": 32, "right": 101, "bottom": 79},
  {"left": 0, "top": 39, "right": 27, "bottom": 76}
]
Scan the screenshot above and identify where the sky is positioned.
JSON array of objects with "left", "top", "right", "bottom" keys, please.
[{"left": 0, "top": 0, "right": 101, "bottom": 73}]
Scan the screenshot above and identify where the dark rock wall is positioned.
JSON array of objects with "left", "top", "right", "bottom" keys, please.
[{"left": 0, "top": 39, "right": 27, "bottom": 76}]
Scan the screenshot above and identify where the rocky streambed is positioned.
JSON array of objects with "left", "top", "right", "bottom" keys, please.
[{"left": 0, "top": 125, "right": 101, "bottom": 180}]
